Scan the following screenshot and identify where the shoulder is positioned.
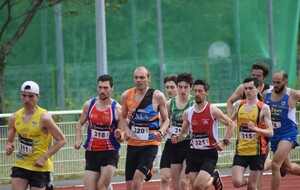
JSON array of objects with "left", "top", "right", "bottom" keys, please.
[
  {"left": 8, "top": 113, "right": 17, "bottom": 122},
  {"left": 153, "top": 89, "right": 165, "bottom": 99}
]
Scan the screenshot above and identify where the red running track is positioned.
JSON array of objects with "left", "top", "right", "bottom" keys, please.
[{"left": 55, "top": 174, "right": 300, "bottom": 190}]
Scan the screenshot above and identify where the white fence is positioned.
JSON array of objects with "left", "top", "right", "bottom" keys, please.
[{"left": 1, "top": 104, "right": 300, "bottom": 184}]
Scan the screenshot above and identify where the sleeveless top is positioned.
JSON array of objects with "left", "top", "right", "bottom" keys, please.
[
  {"left": 83, "top": 98, "right": 120, "bottom": 151},
  {"left": 187, "top": 102, "right": 218, "bottom": 150},
  {"left": 265, "top": 88, "right": 298, "bottom": 138},
  {"left": 236, "top": 100, "right": 267, "bottom": 155},
  {"left": 125, "top": 88, "right": 160, "bottom": 146},
  {"left": 14, "top": 106, "right": 53, "bottom": 172},
  {"left": 167, "top": 96, "right": 194, "bottom": 140}
]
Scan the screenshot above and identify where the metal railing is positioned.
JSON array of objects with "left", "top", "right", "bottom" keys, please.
[{"left": 1, "top": 103, "right": 300, "bottom": 184}]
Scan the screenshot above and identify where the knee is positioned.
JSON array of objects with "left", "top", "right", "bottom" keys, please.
[
  {"left": 193, "top": 181, "right": 206, "bottom": 190},
  {"left": 160, "top": 174, "right": 170, "bottom": 185},
  {"left": 179, "top": 178, "right": 189, "bottom": 187},
  {"left": 232, "top": 178, "right": 245, "bottom": 188},
  {"left": 271, "top": 160, "right": 281, "bottom": 171}
]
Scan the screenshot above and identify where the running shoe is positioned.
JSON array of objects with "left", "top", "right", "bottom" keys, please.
[
  {"left": 212, "top": 169, "right": 223, "bottom": 190},
  {"left": 46, "top": 181, "right": 54, "bottom": 190},
  {"left": 144, "top": 167, "right": 154, "bottom": 182}
]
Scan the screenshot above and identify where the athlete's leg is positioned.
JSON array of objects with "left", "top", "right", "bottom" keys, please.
[
  {"left": 179, "top": 160, "right": 189, "bottom": 190},
  {"left": 84, "top": 170, "right": 100, "bottom": 190},
  {"left": 232, "top": 165, "right": 248, "bottom": 188},
  {"left": 160, "top": 168, "right": 171, "bottom": 190},
  {"left": 98, "top": 165, "right": 116, "bottom": 190},
  {"left": 170, "top": 163, "right": 183, "bottom": 190},
  {"left": 11, "top": 178, "right": 28, "bottom": 190},
  {"left": 248, "top": 170, "right": 262, "bottom": 190}
]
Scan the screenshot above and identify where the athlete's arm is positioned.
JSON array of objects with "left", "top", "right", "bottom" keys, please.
[
  {"left": 6, "top": 114, "right": 17, "bottom": 156},
  {"left": 115, "top": 102, "right": 125, "bottom": 142},
  {"left": 248, "top": 104, "right": 273, "bottom": 138},
  {"left": 35, "top": 112, "right": 66, "bottom": 167},
  {"left": 120, "top": 90, "right": 132, "bottom": 140},
  {"left": 212, "top": 105, "right": 236, "bottom": 150},
  {"left": 230, "top": 100, "right": 241, "bottom": 122},
  {"left": 226, "top": 84, "right": 244, "bottom": 117},
  {"left": 74, "top": 100, "right": 90, "bottom": 150},
  {"left": 171, "top": 109, "right": 188, "bottom": 144},
  {"left": 154, "top": 90, "right": 169, "bottom": 142}
]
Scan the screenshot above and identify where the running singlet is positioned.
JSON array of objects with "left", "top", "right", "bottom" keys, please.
[
  {"left": 167, "top": 96, "right": 194, "bottom": 140},
  {"left": 187, "top": 102, "right": 218, "bottom": 150},
  {"left": 125, "top": 88, "right": 160, "bottom": 146},
  {"left": 265, "top": 88, "right": 298, "bottom": 138},
  {"left": 14, "top": 106, "right": 53, "bottom": 172},
  {"left": 236, "top": 100, "right": 267, "bottom": 156},
  {"left": 83, "top": 98, "right": 120, "bottom": 151}
]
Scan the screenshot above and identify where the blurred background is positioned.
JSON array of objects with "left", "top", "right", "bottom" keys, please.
[{"left": 1, "top": 0, "right": 299, "bottom": 113}]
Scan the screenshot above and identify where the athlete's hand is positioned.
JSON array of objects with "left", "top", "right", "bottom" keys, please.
[
  {"left": 213, "top": 142, "right": 224, "bottom": 151},
  {"left": 171, "top": 135, "right": 179, "bottom": 144},
  {"left": 114, "top": 129, "right": 125, "bottom": 142},
  {"left": 6, "top": 142, "right": 14, "bottom": 156},
  {"left": 74, "top": 140, "right": 82, "bottom": 150},
  {"left": 124, "top": 128, "right": 132, "bottom": 140},
  {"left": 34, "top": 155, "right": 47, "bottom": 167},
  {"left": 247, "top": 121, "right": 257, "bottom": 132},
  {"left": 154, "top": 131, "right": 163, "bottom": 142}
]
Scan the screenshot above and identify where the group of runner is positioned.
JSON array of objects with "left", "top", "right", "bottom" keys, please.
[{"left": 5, "top": 64, "right": 300, "bottom": 190}]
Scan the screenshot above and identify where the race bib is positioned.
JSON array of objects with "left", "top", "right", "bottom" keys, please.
[
  {"left": 239, "top": 126, "right": 256, "bottom": 140},
  {"left": 92, "top": 124, "right": 110, "bottom": 139},
  {"left": 272, "top": 121, "right": 281, "bottom": 129},
  {"left": 192, "top": 132, "right": 209, "bottom": 149},
  {"left": 18, "top": 136, "right": 33, "bottom": 154},
  {"left": 131, "top": 126, "right": 149, "bottom": 140}
]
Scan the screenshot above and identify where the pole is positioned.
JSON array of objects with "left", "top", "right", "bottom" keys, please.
[
  {"left": 156, "top": 0, "right": 165, "bottom": 92},
  {"left": 95, "top": 0, "right": 108, "bottom": 76},
  {"left": 268, "top": 0, "right": 275, "bottom": 76}
]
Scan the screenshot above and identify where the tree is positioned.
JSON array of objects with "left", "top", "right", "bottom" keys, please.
[{"left": 0, "top": 0, "right": 127, "bottom": 118}]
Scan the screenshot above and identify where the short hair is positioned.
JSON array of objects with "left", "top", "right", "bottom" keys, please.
[
  {"left": 252, "top": 61, "right": 269, "bottom": 77},
  {"left": 193, "top": 79, "right": 210, "bottom": 91},
  {"left": 135, "top": 66, "right": 150, "bottom": 78},
  {"left": 164, "top": 75, "right": 177, "bottom": 85},
  {"left": 274, "top": 70, "right": 288, "bottom": 80},
  {"left": 177, "top": 72, "right": 193, "bottom": 87},
  {"left": 243, "top": 76, "right": 260, "bottom": 88},
  {"left": 97, "top": 74, "right": 114, "bottom": 87}
]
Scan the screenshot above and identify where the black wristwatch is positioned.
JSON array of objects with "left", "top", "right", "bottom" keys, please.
[
  {"left": 158, "top": 130, "right": 164, "bottom": 137},
  {"left": 222, "top": 139, "right": 230, "bottom": 145}
]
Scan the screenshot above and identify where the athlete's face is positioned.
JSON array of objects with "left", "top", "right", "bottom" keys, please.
[
  {"left": 193, "top": 84, "right": 208, "bottom": 104},
  {"left": 134, "top": 68, "right": 150, "bottom": 90},
  {"left": 272, "top": 72, "right": 287, "bottom": 94},
  {"left": 252, "top": 69, "right": 265, "bottom": 85},
  {"left": 97, "top": 81, "right": 113, "bottom": 100},
  {"left": 21, "top": 92, "right": 39, "bottom": 108},
  {"left": 243, "top": 81, "right": 258, "bottom": 99},
  {"left": 177, "top": 81, "right": 191, "bottom": 99},
  {"left": 165, "top": 81, "right": 178, "bottom": 99}
]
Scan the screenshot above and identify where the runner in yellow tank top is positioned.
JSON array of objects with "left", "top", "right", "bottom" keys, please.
[
  {"left": 230, "top": 77, "right": 273, "bottom": 190},
  {"left": 6, "top": 81, "right": 66, "bottom": 190}
]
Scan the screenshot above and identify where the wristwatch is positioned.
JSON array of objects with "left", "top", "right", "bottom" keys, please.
[{"left": 222, "top": 139, "right": 230, "bottom": 145}]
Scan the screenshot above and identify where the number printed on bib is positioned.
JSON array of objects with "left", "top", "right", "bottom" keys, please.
[
  {"left": 92, "top": 124, "right": 110, "bottom": 139},
  {"left": 170, "top": 125, "right": 182, "bottom": 135},
  {"left": 192, "top": 132, "right": 209, "bottom": 149},
  {"left": 19, "top": 142, "right": 33, "bottom": 154},
  {"left": 239, "top": 126, "right": 256, "bottom": 140},
  {"left": 272, "top": 121, "right": 281, "bottom": 129},
  {"left": 18, "top": 136, "right": 33, "bottom": 154},
  {"left": 132, "top": 126, "right": 149, "bottom": 140},
  {"left": 91, "top": 129, "right": 109, "bottom": 139}
]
